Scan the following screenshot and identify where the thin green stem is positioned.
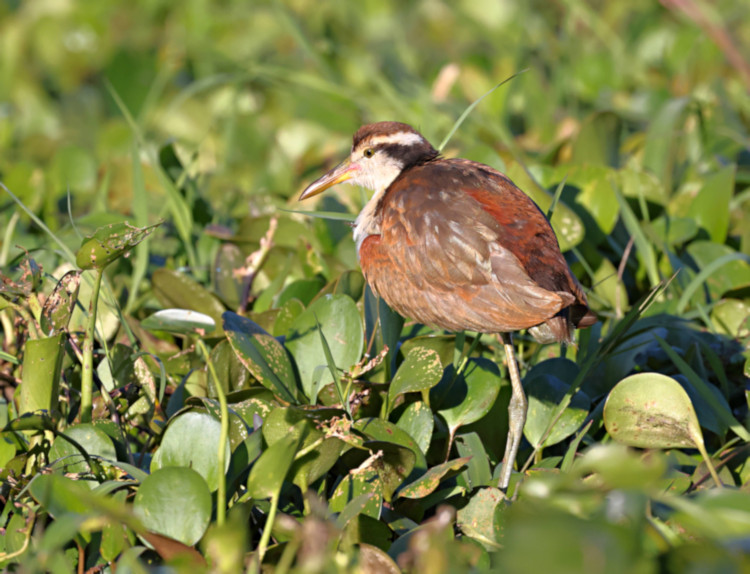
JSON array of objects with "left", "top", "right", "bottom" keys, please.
[
  {"left": 253, "top": 492, "right": 280, "bottom": 573},
  {"left": 80, "top": 269, "right": 104, "bottom": 423},
  {"left": 197, "top": 338, "right": 229, "bottom": 527}
]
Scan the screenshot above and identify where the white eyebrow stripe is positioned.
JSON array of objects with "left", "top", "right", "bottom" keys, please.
[{"left": 366, "top": 132, "right": 425, "bottom": 147}]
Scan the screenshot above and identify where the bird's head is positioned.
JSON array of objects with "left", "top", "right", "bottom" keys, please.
[{"left": 299, "top": 122, "right": 439, "bottom": 200}]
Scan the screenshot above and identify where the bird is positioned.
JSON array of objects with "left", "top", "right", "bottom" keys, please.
[{"left": 299, "top": 121, "right": 596, "bottom": 492}]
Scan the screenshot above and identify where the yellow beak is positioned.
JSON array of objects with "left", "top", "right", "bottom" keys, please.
[{"left": 299, "top": 158, "right": 359, "bottom": 200}]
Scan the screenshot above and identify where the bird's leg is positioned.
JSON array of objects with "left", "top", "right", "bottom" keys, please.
[{"left": 498, "top": 332, "right": 527, "bottom": 494}]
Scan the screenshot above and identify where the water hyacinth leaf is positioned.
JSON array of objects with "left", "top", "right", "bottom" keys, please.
[
  {"left": 333, "top": 269, "right": 366, "bottom": 301},
  {"left": 687, "top": 164, "right": 734, "bottom": 244},
  {"left": 142, "top": 309, "right": 216, "bottom": 335},
  {"left": 285, "top": 294, "right": 363, "bottom": 399},
  {"left": 362, "top": 440, "right": 416, "bottom": 501},
  {"left": 209, "top": 339, "right": 252, "bottom": 394},
  {"left": 277, "top": 277, "right": 326, "bottom": 308},
  {"left": 49, "top": 423, "right": 117, "bottom": 474},
  {"left": 212, "top": 242, "right": 244, "bottom": 309},
  {"left": 188, "top": 399, "right": 251, "bottom": 451},
  {"left": 335, "top": 493, "right": 379, "bottom": 529},
  {"left": 396, "top": 401, "right": 434, "bottom": 455},
  {"left": 76, "top": 221, "right": 161, "bottom": 270},
  {"left": 524, "top": 374, "right": 591, "bottom": 448},
  {"left": 246, "top": 431, "right": 303, "bottom": 499},
  {"left": 456, "top": 487, "right": 504, "bottom": 549},
  {"left": 455, "top": 432, "right": 491, "bottom": 489},
  {"left": 152, "top": 269, "right": 226, "bottom": 336},
  {"left": 398, "top": 457, "right": 471, "bottom": 500},
  {"left": 223, "top": 311, "right": 299, "bottom": 404},
  {"left": 273, "top": 298, "right": 305, "bottom": 337},
  {"left": 29, "top": 474, "right": 92, "bottom": 517},
  {"left": 330, "top": 469, "right": 383, "bottom": 519},
  {"left": 262, "top": 406, "right": 345, "bottom": 488},
  {"left": 436, "top": 358, "right": 502, "bottom": 434},
  {"left": 388, "top": 347, "right": 443, "bottom": 407},
  {"left": 151, "top": 410, "right": 230, "bottom": 492},
  {"left": 133, "top": 467, "right": 212, "bottom": 546},
  {"left": 40, "top": 270, "right": 81, "bottom": 335},
  {"left": 355, "top": 418, "right": 427, "bottom": 472},
  {"left": 603, "top": 373, "right": 703, "bottom": 449},
  {"left": 18, "top": 334, "right": 65, "bottom": 415}
]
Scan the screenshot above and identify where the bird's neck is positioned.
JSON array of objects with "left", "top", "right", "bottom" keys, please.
[{"left": 353, "top": 185, "right": 388, "bottom": 255}]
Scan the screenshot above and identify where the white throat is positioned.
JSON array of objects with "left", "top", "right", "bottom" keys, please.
[{"left": 353, "top": 186, "right": 388, "bottom": 256}]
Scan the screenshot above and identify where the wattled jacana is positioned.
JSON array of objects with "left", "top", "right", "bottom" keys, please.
[{"left": 300, "top": 121, "right": 596, "bottom": 492}]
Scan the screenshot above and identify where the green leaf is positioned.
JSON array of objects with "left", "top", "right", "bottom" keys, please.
[
  {"left": 30, "top": 474, "right": 92, "bottom": 517},
  {"left": 133, "top": 467, "right": 212, "bottom": 546},
  {"left": 246, "top": 432, "right": 303, "bottom": 499},
  {"left": 151, "top": 410, "right": 230, "bottom": 492},
  {"left": 396, "top": 401, "right": 434, "bottom": 455},
  {"left": 330, "top": 469, "right": 383, "bottom": 519},
  {"left": 49, "top": 423, "right": 117, "bottom": 474},
  {"left": 435, "top": 359, "right": 502, "bottom": 434},
  {"left": 212, "top": 243, "right": 244, "bottom": 309},
  {"left": 455, "top": 432, "right": 491, "bottom": 489},
  {"left": 388, "top": 347, "right": 443, "bottom": 412},
  {"left": 355, "top": 418, "right": 427, "bottom": 471},
  {"left": 76, "top": 221, "right": 161, "bottom": 270},
  {"left": 398, "top": 457, "right": 471, "bottom": 499},
  {"left": 223, "top": 311, "right": 299, "bottom": 403},
  {"left": 286, "top": 294, "right": 364, "bottom": 400},
  {"left": 456, "top": 487, "right": 504, "bottom": 549},
  {"left": 642, "top": 97, "right": 691, "bottom": 192},
  {"left": 142, "top": 309, "right": 216, "bottom": 335},
  {"left": 603, "top": 373, "right": 703, "bottom": 449},
  {"left": 18, "top": 334, "right": 65, "bottom": 415},
  {"left": 152, "top": 269, "right": 226, "bottom": 336},
  {"left": 524, "top": 374, "right": 590, "bottom": 448},
  {"left": 687, "top": 164, "right": 734, "bottom": 244},
  {"left": 40, "top": 270, "right": 81, "bottom": 336},
  {"left": 335, "top": 493, "right": 379, "bottom": 529}
]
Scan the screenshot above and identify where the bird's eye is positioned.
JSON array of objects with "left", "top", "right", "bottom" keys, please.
[{"left": 363, "top": 148, "right": 375, "bottom": 158}]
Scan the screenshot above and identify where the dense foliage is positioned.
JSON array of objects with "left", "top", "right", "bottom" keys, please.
[{"left": 1, "top": 0, "right": 750, "bottom": 572}]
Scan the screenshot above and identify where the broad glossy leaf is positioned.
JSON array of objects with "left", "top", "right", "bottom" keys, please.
[
  {"left": 435, "top": 358, "right": 502, "bottom": 434},
  {"left": 455, "top": 432, "right": 491, "bottom": 489},
  {"left": 273, "top": 298, "right": 305, "bottom": 337},
  {"left": 142, "top": 309, "right": 216, "bottom": 335},
  {"left": 388, "top": 347, "right": 443, "bottom": 409},
  {"left": 209, "top": 339, "right": 252, "bottom": 394},
  {"left": 685, "top": 241, "right": 750, "bottom": 300},
  {"left": 246, "top": 431, "right": 302, "bottom": 499},
  {"left": 603, "top": 373, "right": 703, "bottom": 449},
  {"left": 355, "top": 418, "right": 427, "bottom": 471},
  {"left": 30, "top": 474, "right": 92, "bottom": 518},
  {"left": 19, "top": 334, "right": 65, "bottom": 415},
  {"left": 286, "top": 294, "right": 364, "bottom": 399},
  {"left": 524, "top": 374, "right": 590, "bottom": 448},
  {"left": 687, "top": 165, "right": 734, "bottom": 244},
  {"left": 335, "top": 493, "right": 379, "bottom": 528},
  {"left": 396, "top": 401, "right": 434, "bottom": 455},
  {"left": 151, "top": 410, "right": 230, "bottom": 492},
  {"left": 362, "top": 440, "right": 416, "bottom": 501},
  {"left": 456, "top": 487, "right": 504, "bottom": 549},
  {"left": 76, "top": 221, "right": 160, "bottom": 270},
  {"left": 330, "top": 468, "right": 383, "bottom": 519},
  {"left": 152, "top": 269, "right": 225, "bottom": 336},
  {"left": 398, "top": 457, "right": 471, "bottom": 499},
  {"left": 223, "top": 311, "right": 299, "bottom": 403},
  {"left": 49, "top": 423, "right": 117, "bottom": 473},
  {"left": 646, "top": 216, "right": 698, "bottom": 247},
  {"left": 134, "top": 467, "right": 212, "bottom": 546},
  {"left": 262, "top": 406, "right": 345, "bottom": 488},
  {"left": 212, "top": 242, "right": 244, "bottom": 309}
]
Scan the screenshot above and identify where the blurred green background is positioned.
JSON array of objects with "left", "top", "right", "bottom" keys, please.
[
  {"left": 3, "top": 1, "right": 750, "bottom": 571},
  {"left": 2, "top": 0, "right": 748, "bottom": 258}
]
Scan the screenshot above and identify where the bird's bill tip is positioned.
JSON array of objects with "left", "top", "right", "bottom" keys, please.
[{"left": 299, "top": 159, "right": 357, "bottom": 200}]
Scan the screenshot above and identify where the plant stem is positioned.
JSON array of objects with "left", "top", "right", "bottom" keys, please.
[
  {"left": 253, "top": 491, "right": 280, "bottom": 573},
  {"left": 80, "top": 269, "right": 103, "bottom": 423},
  {"left": 197, "top": 338, "right": 230, "bottom": 527}
]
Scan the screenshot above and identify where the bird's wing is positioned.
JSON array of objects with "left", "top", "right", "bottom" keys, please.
[{"left": 375, "top": 160, "right": 569, "bottom": 327}]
